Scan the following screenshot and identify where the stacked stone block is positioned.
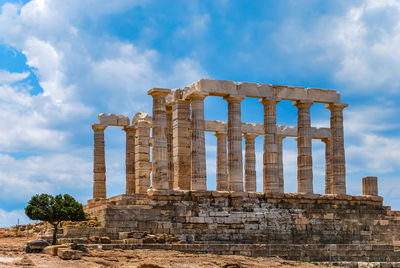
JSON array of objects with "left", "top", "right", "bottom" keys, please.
[
  {"left": 123, "top": 126, "right": 135, "bottom": 195},
  {"left": 92, "top": 124, "right": 107, "bottom": 199},
  {"left": 133, "top": 113, "right": 151, "bottom": 194},
  {"left": 215, "top": 132, "right": 228, "bottom": 191},
  {"left": 166, "top": 105, "right": 174, "bottom": 190},
  {"left": 244, "top": 133, "right": 257, "bottom": 192}
]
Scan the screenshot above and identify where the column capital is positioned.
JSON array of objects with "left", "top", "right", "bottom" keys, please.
[
  {"left": 325, "top": 103, "right": 348, "bottom": 111},
  {"left": 243, "top": 133, "right": 258, "bottom": 139},
  {"left": 214, "top": 132, "right": 227, "bottom": 138},
  {"left": 293, "top": 100, "right": 313, "bottom": 108},
  {"left": 276, "top": 135, "right": 286, "bottom": 142},
  {"left": 186, "top": 92, "right": 208, "bottom": 100},
  {"left": 92, "top": 124, "right": 107, "bottom": 131},
  {"left": 223, "top": 94, "right": 245, "bottom": 103},
  {"left": 147, "top": 88, "right": 171, "bottom": 97},
  {"left": 320, "top": 137, "right": 330, "bottom": 144},
  {"left": 122, "top": 125, "right": 135, "bottom": 132},
  {"left": 259, "top": 96, "right": 281, "bottom": 105}
]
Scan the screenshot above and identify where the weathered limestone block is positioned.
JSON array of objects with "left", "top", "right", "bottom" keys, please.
[
  {"left": 224, "top": 95, "right": 245, "bottom": 192},
  {"left": 244, "top": 133, "right": 257, "bottom": 192},
  {"left": 57, "top": 248, "right": 83, "bottom": 260},
  {"left": 92, "top": 124, "right": 107, "bottom": 199},
  {"left": 43, "top": 245, "right": 69, "bottom": 256},
  {"left": 215, "top": 132, "right": 228, "bottom": 191},
  {"left": 148, "top": 88, "right": 171, "bottom": 190},
  {"left": 294, "top": 100, "right": 313, "bottom": 194},
  {"left": 123, "top": 126, "right": 135, "bottom": 195},
  {"left": 98, "top": 113, "right": 130, "bottom": 126},
  {"left": 363, "top": 176, "right": 378, "bottom": 196}
]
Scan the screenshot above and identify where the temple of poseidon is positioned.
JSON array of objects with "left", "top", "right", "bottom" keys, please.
[{"left": 63, "top": 79, "right": 400, "bottom": 261}]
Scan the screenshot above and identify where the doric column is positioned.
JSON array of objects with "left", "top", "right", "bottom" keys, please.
[
  {"left": 189, "top": 93, "right": 207, "bottom": 191},
  {"left": 260, "top": 97, "right": 280, "bottom": 194},
  {"left": 166, "top": 104, "right": 174, "bottom": 190},
  {"left": 276, "top": 135, "right": 285, "bottom": 194},
  {"left": 325, "top": 103, "right": 348, "bottom": 195},
  {"left": 321, "top": 138, "right": 332, "bottom": 194},
  {"left": 148, "top": 88, "right": 171, "bottom": 190},
  {"left": 294, "top": 100, "right": 314, "bottom": 194},
  {"left": 214, "top": 132, "right": 228, "bottom": 191},
  {"left": 362, "top": 176, "right": 378, "bottom": 196},
  {"left": 134, "top": 113, "right": 151, "bottom": 194},
  {"left": 123, "top": 126, "right": 135, "bottom": 195},
  {"left": 92, "top": 124, "right": 107, "bottom": 199},
  {"left": 224, "top": 95, "right": 245, "bottom": 192},
  {"left": 244, "top": 133, "right": 257, "bottom": 192},
  {"left": 172, "top": 99, "right": 191, "bottom": 190}
]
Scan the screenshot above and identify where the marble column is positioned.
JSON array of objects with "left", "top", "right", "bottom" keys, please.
[
  {"left": 325, "top": 103, "right": 348, "bottom": 195},
  {"left": 215, "top": 132, "right": 228, "bottom": 191},
  {"left": 172, "top": 100, "right": 192, "bottom": 190},
  {"left": 92, "top": 124, "right": 107, "bottom": 199},
  {"left": 148, "top": 88, "right": 171, "bottom": 190},
  {"left": 260, "top": 97, "right": 280, "bottom": 194},
  {"left": 123, "top": 126, "right": 135, "bottom": 195},
  {"left": 166, "top": 104, "right": 174, "bottom": 190},
  {"left": 294, "top": 100, "right": 313, "bottom": 194},
  {"left": 276, "top": 135, "right": 285, "bottom": 194},
  {"left": 189, "top": 93, "right": 207, "bottom": 191},
  {"left": 224, "top": 95, "right": 244, "bottom": 192},
  {"left": 244, "top": 133, "right": 257, "bottom": 192},
  {"left": 321, "top": 138, "right": 332, "bottom": 194},
  {"left": 134, "top": 114, "right": 151, "bottom": 194}
]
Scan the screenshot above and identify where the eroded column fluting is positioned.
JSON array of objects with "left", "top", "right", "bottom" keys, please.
[
  {"left": 134, "top": 113, "right": 151, "bottom": 193},
  {"left": 166, "top": 104, "right": 174, "bottom": 190},
  {"left": 277, "top": 135, "right": 285, "bottom": 194},
  {"left": 294, "top": 100, "right": 314, "bottom": 194},
  {"left": 172, "top": 99, "right": 192, "bottom": 190},
  {"left": 321, "top": 138, "right": 332, "bottom": 194},
  {"left": 260, "top": 97, "right": 280, "bottom": 194},
  {"left": 325, "top": 103, "right": 348, "bottom": 195},
  {"left": 189, "top": 93, "right": 207, "bottom": 191},
  {"left": 224, "top": 95, "right": 245, "bottom": 192},
  {"left": 123, "top": 126, "right": 136, "bottom": 195},
  {"left": 215, "top": 132, "right": 228, "bottom": 191},
  {"left": 92, "top": 124, "right": 107, "bottom": 199},
  {"left": 148, "top": 88, "right": 171, "bottom": 190},
  {"left": 244, "top": 133, "right": 257, "bottom": 192}
]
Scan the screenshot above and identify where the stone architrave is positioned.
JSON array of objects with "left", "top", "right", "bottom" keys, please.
[
  {"left": 148, "top": 88, "right": 171, "bottom": 190},
  {"left": 189, "top": 93, "right": 207, "bottom": 191},
  {"left": 214, "top": 132, "right": 228, "bottom": 191},
  {"left": 123, "top": 126, "right": 136, "bottom": 195},
  {"left": 224, "top": 95, "right": 245, "bottom": 192},
  {"left": 166, "top": 105, "right": 174, "bottom": 190},
  {"left": 172, "top": 99, "right": 191, "bottom": 190},
  {"left": 276, "top": 135, "right": 285, "bottom": 193},
  {"left": 260, "top": 97, "right": 281, "bottom": 194},
  {"left": 321, "top": 138, "right": 332, "bottom": 194},
  {"left": 325, "top": 103, "right": 348, "bottom": 195},
  {"left": 294, "top": 100, "right": 314, "bottom": 194},
  {"left": 244, "top": 133, "right": 257, "bottom": 192},
  {"left": 134, "top": 113, "right": 151, "bottom": 194},
  {"left": 92, "top": 124, "right": 107, "bottom": 199}
]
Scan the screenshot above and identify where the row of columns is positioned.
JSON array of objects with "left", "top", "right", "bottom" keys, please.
[{"left": 92, "top": 88, "right": 348, "bottom": 198}]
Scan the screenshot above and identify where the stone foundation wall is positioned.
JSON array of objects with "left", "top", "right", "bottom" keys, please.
[{"left": 83, "top": 191, "right": 400, "bottom": 247}]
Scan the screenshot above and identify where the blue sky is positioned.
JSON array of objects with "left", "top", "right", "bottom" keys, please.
[{"left": 1, "top": 0, "right": 400, "bottom": 227}]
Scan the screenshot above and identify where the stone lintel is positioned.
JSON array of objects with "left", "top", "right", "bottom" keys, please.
[
  {"left": 147, "top": 88, "right": 171, "bottom": 96},
  {"left": 98, "top": 113, "right": 130, "bottom": 127},
  {"left": 132, "top": 112, "right": 151, "bottom": 124},
  {"left": 182, "top": 79, "right": 340, "bottom": 103}
]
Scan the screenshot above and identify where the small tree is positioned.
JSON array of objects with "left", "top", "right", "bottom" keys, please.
[{"left": 25, "top": 194, "right": 86, "bottom": 245}]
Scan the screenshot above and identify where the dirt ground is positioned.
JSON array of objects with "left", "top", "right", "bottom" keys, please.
[{"left": 0, "top": 237, "right": 336, "bottom": 268}]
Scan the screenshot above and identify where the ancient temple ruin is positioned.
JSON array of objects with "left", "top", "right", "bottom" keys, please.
[{"left": 81, "top": 79, "right": 399, "bottom": 262}]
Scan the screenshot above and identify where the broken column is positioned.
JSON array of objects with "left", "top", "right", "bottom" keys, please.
[
  {"left": 189, "top": 93, "right": 207, "bottom": 191},
  {"left": 276, "top": 135, "right": 285, "bottom": 194},
  {"left": 294, "top": 100, "right": 313, "bottom": 194},
  {"left": 362, "top": 176, "right": 378, "bottom": 196},
  {"left": 123, "top": 126, "right": 135, "bottom": 195},
  {"left": 92, "top": 124, "right": 107, "bottom": 199},
  {"left": 261, "top": 97, "right": 281, "bottom": 194},
  {"left": 244, "top": 133, "right": 257, "bottom": 192},
  {"left": 321, "top": 138, "right": 332, "bottom": 194},
  {"left": 166, "top": 104, "right": 174, "bottom": 190},
  {"left": 215, "top": 132, "right": 228, "bottom": 191},
  {"left": 325, "top": 103, "right": 348, "bottom": 195},
  {"left": 134, "top": 113, "right": 151, "bottom": 194},
  {"left": 224, "top": 95, "right": 244, "bottom": 192},
  {"left": 148, "top": 88, "right": 171, "bottom": 191},
  {"left": 172, "top": 99, "right": 192, "bottom": 190}
]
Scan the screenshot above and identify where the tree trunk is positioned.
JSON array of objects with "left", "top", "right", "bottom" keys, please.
[{"left": 52, "top": 224, "right": 58, "bottom": 245}]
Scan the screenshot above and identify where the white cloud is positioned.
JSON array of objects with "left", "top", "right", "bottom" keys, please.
[
  {"left": 0, "top": 209, "right": 30, "bottom": 227},
  {"left": 0, "top": 70, "right": 29, "bottom": 84}
]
